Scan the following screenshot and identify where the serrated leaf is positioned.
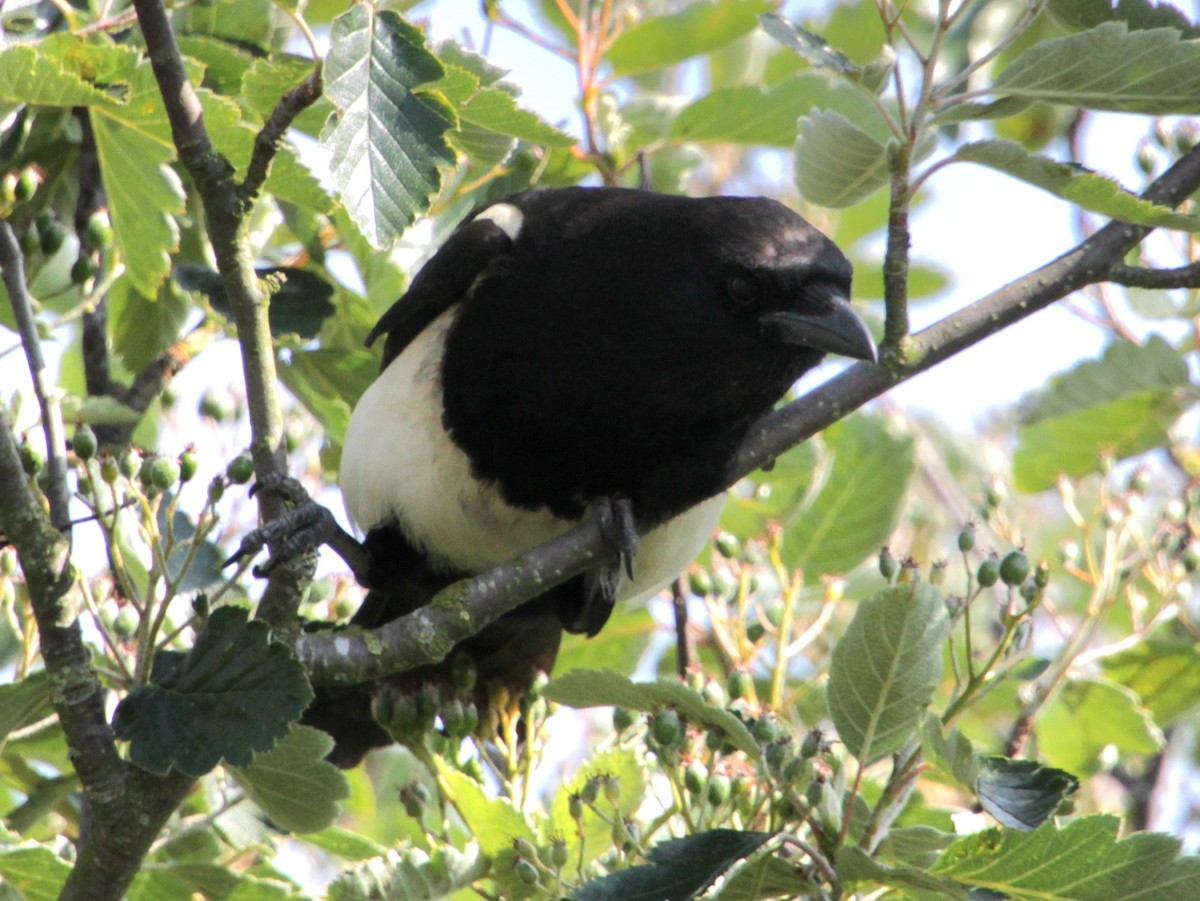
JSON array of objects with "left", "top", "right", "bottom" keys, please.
[
  {"left": 607, "top": 0, "right": 773, "bottom": 77},
  {"left": 543, "top": 669, "right": 758, "bottom": 756},
  {"left": 454, "top": 84, "right": 574, "bottom": 146},
  {"left": 919, "top": 713, "right": 978, "bottom": 789},
  {"left": 993, "top": 22, "right": 1200, "bottom": 114},
  {"left": 574, "top": 830, "right": 779, "bottom": 901},
  {"left": 1013, "top": 336, "right": 1194, "bottom": 491},
  {"left": 781, "top": 414, "right": 914, "bottom": 577},
  {"left": 837, "top": 846, "right": 968, "bottom": 898},
  {"left": 109, "top": 275, "right": 192, "bottom": 375},
  {"left": 440, "top": 767, "right": 535, "bottom": 856},
  {"left": 1037, "top": 678, "right": 1164, "bottom": 775},
  {"left": 0, "top": 841, "right": 72, "bottom": 901},
  {"left": 0, "top": 45, "right": 121, "bottom": 106},
  {"left": 760, "top": 14, "right": 861, "bottom": 78},
  {"left": 975, "top": 756, "right": 1079, "bottom": 831},
  {"left": 795, "top": 109, "right": 888, "bottom": 207},
  {"left": 549, "top": 748, "right": 646, "bottom": 878},
  {"left": 112, "top": 606, "right": 313, "bottom": 777},
  {"left": 321, "top": 6, "right": 456, "bottom": 248},
  {"left": 933, "top": 815, "right": 1200, "bottom": 900},
  {"left": 127, "top": 863, "right": 240, "bottom": 901},
  {"left": 178, "top": 35, "right": 256, "bottom": 96},
  {"left": 0, "top": 670, "right": 53, "bottom": 747},
  {"left": 673, "top": 73, "right": 888, "bottom": 147},
  {"left": 1102, "top": 638, "right": 1200, "bottom": 724},
  {"left": 1048, "top": 0, "right": 1199, "bottom": 36},
  {"left": 327, "top": 845, "right": 488, "bottom": 901},
  {"left": 89, "top": 60, "right": 187, "bottom": 295},
  {"left": 955, "top": 141, "right": 1200, "bottom": 230},
  {"left": 881, "top": 825, "right": 957, "bottom": 870},
  {"left": 230, "top": 725, "right": 349, "bottom": 833},
  {"left": 828, "top": 583, "right": 950, "bottom": 764}
]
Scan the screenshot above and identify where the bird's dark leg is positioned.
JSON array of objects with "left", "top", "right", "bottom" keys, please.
[
  {"left": 594, "top": 494, "right": 638, "bottom": 580},
  {"left": 223, "top": 473, "right": 371, "bottom": 580}
]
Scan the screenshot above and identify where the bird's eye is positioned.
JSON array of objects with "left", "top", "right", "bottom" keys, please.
[{"left": 726, "top": 274, "right": 757, "bottom": 309}]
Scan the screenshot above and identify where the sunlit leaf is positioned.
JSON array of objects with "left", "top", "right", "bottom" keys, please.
[
  {"left": 1037, "top": 678, "right": 1164, "bottom": 775},
  {"left": 795, "top": 109, "right": 888, "bottom": 207},
  {"left": 327, "top": 845, "right": 488, "bottom": 901},
  {"left": 230, "top": 725, "right": 350, "bottom": 834},
  {"left": 607, "top": 0, "right": 773, "bottom": 76}
]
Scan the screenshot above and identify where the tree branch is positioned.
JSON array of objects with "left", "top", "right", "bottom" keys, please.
[
  {"left": 132, "top": 0, "right": 322, "bottom": 628},
  {"left": 239, "top": 66, "right": 323, "bottom": 206},
  {"left": 0, "top": 222, "right": 71, "bottom": 529},
  {"left": 293, "top": 140, "right": 1200, "bottom": 686},
  {"left": 1106, "top": 260, "right": 1200, "bottom": 290}
]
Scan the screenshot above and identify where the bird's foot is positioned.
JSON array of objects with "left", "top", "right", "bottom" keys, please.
[
  {"left": 223, "top": 474, "right": 370, "bottom": 579},
  {"left": 594, "top": 495, "right": 638, "bottom": 580}
]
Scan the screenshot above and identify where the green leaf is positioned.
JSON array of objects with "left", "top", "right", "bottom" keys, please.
[
  {"left": 230, "top": 725, "right": 350, "bottom": 834},
  {"left": 880, "top": 825, "right": 957, "bottom": 870},
  {"left": 954, "top": 141, "right": 1200, "bottom": 230},
  {"left": 543, "top": 669, "right": 758, "bottom": 756},
  {"left": 127, "top": 863, "right": 240, "bottom": 901},
  {"left": 933, "top": 815, "right": 1200, "bottom": 900},
  {"left": 112, "top": 607, "right": 313, "bottom": 776},
  {"left": 722, "top": 440, "right": 819, "bottom": 540},
  {"left": 321, "top": 6, "right": 456, "bottom": 248},
  {"left": 795, "top": 109, "right": 888, "bottom": 207},
  {"left": 300, "top": 827, "right": 388, "bottom": 861},
  {"left": 607, "top": 0, "right": 773, "bottom": 76},
  {"left": 440, "top": 766, "right": 535, "bottom": 856},
  {"left": 1048, "top": 0, "right": 1199, "bottom": 36},
  {"left": 759, "top": 14, "right": 861, "bottom": 79},
  {"left": 781, "top": 414, "right": 914, "bottom": 577},
  {"left": 327, "top": 845, "right": 488, "bottom": 901},
  {"left": 574, "top": 830, "right": 782, "bottom": 901},
  {"left": 1037, "top": 678, "right": 1164, "bottom": 775},
  {"left": 1013, "top": 336, "right": 1195, "bottom": 491},
  {"left": 0, "top": 832, "right": 71, "bottom": 901},
  {"left": 89, "top": 60, "right": 187, "bottom": 296},
  {"left": 278, "top": 346, "right": 377, "bottom": 444},
  {"left": 109, "top": 276, "right": 192, "bottom": 376},
  {"left": 827, "top": 583, "right": 950, "bottom": 764},
  {"left": 0, "top": 670, "right": 53, "bottom": 747},
  {"left": 975, "top": 756, "right": 1079, "bottom": 831},
  {"left": 178, "top": 35, "right": 256, "bottom": 96},
  {"left": 549, "top": 748, "right": 646, "bottom": 879},
  {"left": 0, "top": 45, "right": 121, "bottom": 106},
  {"left": 1102, "top": 638, "right": 1200, "bottom": 724},
  {"left": 180, "top": 264, "right": 337, "bottom": 339},
  {"left": 992, "top": 22, "right": 1200, "bottom": 114},
  {"left": 673, "top": 73, "right": 888, "bottom": 147},
  {"left": 919, "top": 713, "right": 978, "bottom": 789},
  {"left": 836, "top": 846, "right": 968, "bottom": 898},
  {"left": 555, "top": 603, "right": 656, "bottom": 677}
]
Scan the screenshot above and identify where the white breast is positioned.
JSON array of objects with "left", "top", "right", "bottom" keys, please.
[{"left": 339, "top": 306, "right": 726, "bottom": 599}]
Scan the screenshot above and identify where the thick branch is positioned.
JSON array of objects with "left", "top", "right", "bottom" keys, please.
[
  {"left": 1106, "top": 261, "right": 1200, "bottom": 290},
  {"left": 294, "top": 140, "right": 1200, "bottom": 686},
  {"left": 0, "top": 222, "right": 71, "bottom": 529}
]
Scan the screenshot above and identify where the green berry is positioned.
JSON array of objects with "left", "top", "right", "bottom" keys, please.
[
  {"left": 602, "top": 775, "right": 620, "bottom": 805},
  {"left": 82, "top": 212, "right": 113, "bottom": 252},
  {"left": 18, "top": 439, "right": 42, "bottom": 476},
  {"left": 706, "top": 774, "right": 730, "bottom": 806},
  {"left": 651, "top": 709, "right": 682, "bottom": 747},
  {"left": 977, "top": 557, "right": 1000, "bottom": 588},
  {"left": 19, "top": 227, "right": 39, "bottom": 255},
  {"left": 226, "top": 454, "right": 254, "bottom": 484},
  {"left": 207, "top": 475, "right": 226, "bottom": 503},
  {"left": 450, "top": 652, "right": 477, "bottom": 691},
  {"left": 714, "top": 532, "right": 740, "bottom": 560},
  {"left": 580, "top": 777, "right": 600, "bottom": 805},
  {"left": 399, "top": 780, "right": 429, "bottom": 819},
  {"left": 199, "top": 389, "right": 235, "bottom": 422},
  {"left": 72, "top": 424, "right": 97, "bottom": 461},
  {"left": 684, "top": 760, "right": 706, "bottom": 795},
  {"left": 514, "top": 859, "right": 539, "bottom": 886},
  {"left": 550, "top": 839, "right": 569, "bottom": 869},
  {"left": 728, "top": 670, "right": 752, "bottom": 701},
  {"left": 800, "top": 729, "right": 823, "bottom": 759},
  {"left": 612, "top": 707, "right": 635, "bottom": 733},
  {"left": 751, "top": 716, "right": 778, "bottom": 744},
  {"left": 688, "top": 568, "right": 713, "bottom": 596},
  {"left": 745, "top": 622, "right": 765, "bottom": 643},
  {"left": 39, "top": 222, "right": 65, "bottom": 256},
  {"left": 879, "top": 545, "right": 897, "bottom": 580},
  {"left": 70, "top": 255, "right": 97, "bottom": 285},
  {"left": 568, "top": 793, "right": 584, "bottom": 821},
  {"left": 512, "top": 837, "right": 538, "bottom": 862},
  {"left": 99, "top": 453, "right": 119, "bottom": 484},
  {"left": 178, "top": 450, "right": 198, "bottom": 484},
  {"left": 1034, "top": 560, "right": 1050, "bottom": 588},
  {"left": 702, "top": 679, "right": 727, "bottom": 708},
  {"left": 957, "top": 523, "right": 975, "bottom": 552},
  {"left": 112, "top": 606, "right": 139, "bottom": 639},
  {"left": 930, "top": 560, "right": 948, "bottom": 585},
  {"left": 13, "top": 169, "right": 35, "bottom": 201},
  {"left": 999, "top": 550, "right": 1030, "bottom": 587}
]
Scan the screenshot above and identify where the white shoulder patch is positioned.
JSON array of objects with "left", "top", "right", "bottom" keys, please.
[{"left": 474, "top": 202, "right": 524, "bottom": 241}]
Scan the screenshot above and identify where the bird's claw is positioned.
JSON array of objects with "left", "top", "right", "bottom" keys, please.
[
  {"left": 595, "top": 495, "right": 638, "bottom": 581},
  {"left": 222, "top": 475, "right": 335, "bottom": 575}
]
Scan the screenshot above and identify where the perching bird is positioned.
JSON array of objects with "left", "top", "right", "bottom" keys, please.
[{"left": 279, "top": 186, "right": 876, "bottom": 765}]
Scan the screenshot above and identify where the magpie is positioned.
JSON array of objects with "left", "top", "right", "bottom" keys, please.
[{"left": 252, "top": 186, "right": 876, "bottom": 765}]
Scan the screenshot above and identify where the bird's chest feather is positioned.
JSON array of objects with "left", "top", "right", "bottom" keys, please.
[{"left": 339, "top": 307, "right": 724, "bottom": 593}]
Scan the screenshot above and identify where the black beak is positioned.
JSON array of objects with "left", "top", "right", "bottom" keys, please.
[{"left": 760, "top": 292, "right": 877, "bottom": 363}]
